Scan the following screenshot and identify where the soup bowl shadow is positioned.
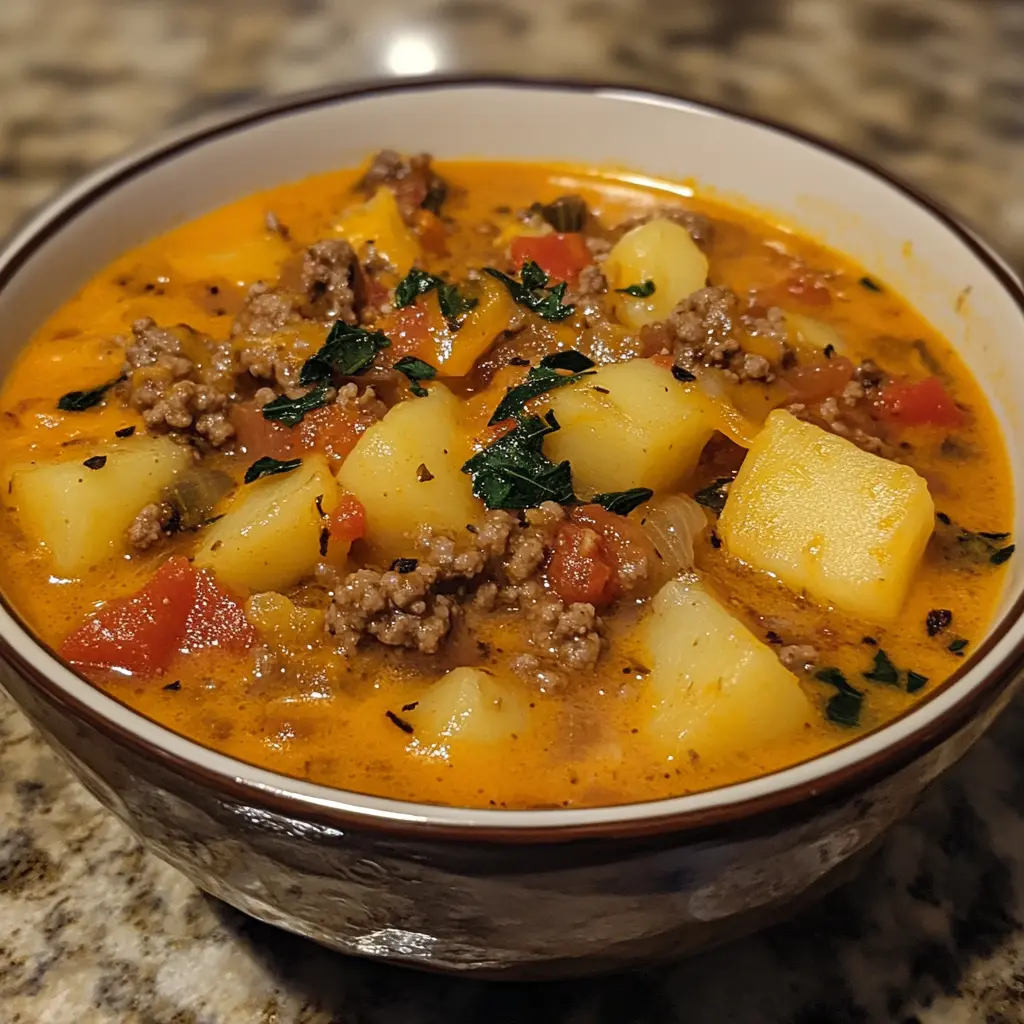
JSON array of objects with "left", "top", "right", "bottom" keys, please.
[{"left": 0, "top": 79, "right": 1022, "bottom": 978}]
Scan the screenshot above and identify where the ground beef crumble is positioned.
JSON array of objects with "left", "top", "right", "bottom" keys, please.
[
  {"left": 642, "top": 285, "right": 786, "bottom": 384},
  {"left": 120, "top": 318, "right": 235, "bottom": 447},
  {"left": 565, "top": 262, "right": 608, "bottom": 305},
  {"left": 613, "top": 206, "right": 715, "bottom": 248},
  {"left": 299, "top": 239, "right": 359, "bottom": 322},
  {"left": 127, "top": 501, "right": 174, "bottom": 550},
  {"left": 786, "top": 358, "right": 896, "bottom": 458},
  {"left": 231, "top": 238, "right": 362, "bottom": 388},
  {"left": 358, "top": 149, "right": 448, "bottom": 223},
  {"left": 778, "top": 643, "right": 819, "bottom": 673},
  {"left": 323, "top": 502, "right": 610, "bottom": 670}
]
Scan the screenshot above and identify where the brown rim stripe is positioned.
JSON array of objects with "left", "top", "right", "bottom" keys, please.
[{"left": 0, "top": 76, "right": 1022, "bottom": 844}]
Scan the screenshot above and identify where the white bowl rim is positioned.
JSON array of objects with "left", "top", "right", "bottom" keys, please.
[{"left": 1, "top": 75, "right": 1022, "bottom": 842}]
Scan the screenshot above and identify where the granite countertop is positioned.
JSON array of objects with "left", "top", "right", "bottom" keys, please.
[{"left": 1, "top": 0, "right": 1023, "bottom": 1020}]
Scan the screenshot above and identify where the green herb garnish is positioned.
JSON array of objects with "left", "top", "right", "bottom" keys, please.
[
  {"left": 861, "top": 647, "right": 929, "bottom": 694},
  {"left": 394, "top": 267, "right": 437, "bottom": 308},
  {"left": 436, "top": 281, "right": 478, "bottom": 330},
  {"left": 57, "top": 375, "right": 126, "bottom": 412},
  {"left": 529, "top": 195, "right": 588, "bottom": 233},
  {"left": 489, "top": 352, "right": 595, "bottom": 424},
  {"left": 260, "top": 383, "right": 333, "bottom": 427},
  {"left": 815, "top": 667, "right": 864, "bottom": 727},
  {"left": 933, "top": 514, "right": 1014, "bottom": 568},
  {"left": 540, "top": 350, "right": 595, "bottom": 373},
  {"left": 592, "top": 488, "right": 653, "bottom": 516},
  {"left": 948, "top": 637, "right": 969, "bottom": 654},
  {"left": 906, "top": 671, "right": 929, "bottom": 694},
  {"left": 394, "top": 267, "right": 478, "bottom": 330},
  {"left": 992, "top": 544, "right": 1015, "bottom": 566},
  {"left": 672, "top": 366, "right": 697, "bottom": 382},
  {"left": 462, "top": 410, "right": 577, "bottom": 510},
  {"left": 863, "top": 648, "right": 899, "bottom": 686},
  {"left": 859, "top": 276, "right": 883, "bottom": 293},
  {"left": 615, "top": 280, "right": 656, "bottom": 298},
  {"left": 393, "top": 356, "right": 437, "bottom": 397},
  {"left": 694, "top": 477, "right": 733, "bottom": 514},
  {"left": 483, "top": 261, "right": 575, "bottom": 322},
  {"left": 244, "top": 456, "right": 302, "bottom": 484},
  {"left": 299, "top": 321, "right": 392, "bottom": 385}
]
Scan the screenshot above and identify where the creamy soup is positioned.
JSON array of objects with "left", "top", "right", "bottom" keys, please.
[{"left": 0, "top": 153, "right": 1012, "bottom": 809}]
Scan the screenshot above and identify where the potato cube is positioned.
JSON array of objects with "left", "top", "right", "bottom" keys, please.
[
  {"left": 194, "top": 454, "right": 338, "bottom": 593},
  {"left": 407, "top": 667, "right": 528, "bottom": 761},
  {"left": 8, "top": 436, "right": 192, "bottom": 574},
  {"left": 645, "top": 578, "right": 812, "bottom": 757},
  {"left": 604, "top": 217, "right": 709, "bottom": 328},
  {"left": 335, "top": 385, "right": 483, "bottom": 560},
  {"left": 543, "top": 358, "right": 716, "bottom": 495},
  {"left": 718, "top": 410, "right": 934, "bottom": 620}
]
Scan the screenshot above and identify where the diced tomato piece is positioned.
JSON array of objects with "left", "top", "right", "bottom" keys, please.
[
  {"left": 473, "top": 417, "right": 517, "bottom": 452},
  {"left": 329, "top": 493, "right": 367, "bottom": 544},
  {"left": 781, "top": 356, "right": 854, "bottom": 403},
  {"left": 181, "top": 568, "right": 256, "bottom": 654},
  {"left": 61, "top": 558, "right": 195, "bottom": 675},
  {"left": 60, "top": 558, "right": 253, "bottom": 677},
  {"left": 511, "top": 233, "right": 592, "bottom": 284},
  {"left": 877, "top": 377, "right": 964, "bottom": 428},
  {"left": 648, "top": 353, "right": 676, "bottom": 371},
  {"left": 299, "top": 403, "right": 370, "bottom": 462},
  {"left": 569, "top": 504, "right": 655, "bottom": 593},
  {"left": 232, "top": 400, "right": 375, "bottom": 463},
  {"left": 547, "top": 523, "right": 618, "bottom": 606},
  {"left": 413, "top": 208, "right": 448, "bottom": 256},
  {"left": 231, "top": 402, "right": 299, "bottom": 460},
  {"left": 379, "top": 302, "right": 441, "bottom": 362}
]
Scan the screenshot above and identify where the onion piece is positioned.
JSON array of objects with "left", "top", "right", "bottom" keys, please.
[
  {"left": 693, "top": 366, "right": 760, "bottom": 448},
  {"left": 639, "top": 494, "right": 708, "bottom": 583},
  {"left": 166, "top": 468, "right": 234, "bottom": 530},
  {"left": 786, "top": 312, "right": 846, "bottom": 358}
]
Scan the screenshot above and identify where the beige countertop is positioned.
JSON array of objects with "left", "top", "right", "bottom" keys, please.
[{"left": 1, "top": 1, "right": 1023, "bottom": 1020}]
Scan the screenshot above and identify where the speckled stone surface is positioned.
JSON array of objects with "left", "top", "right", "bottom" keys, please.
[{"left": 1, "top": 1, "right": 1023, "bottom": 1020}]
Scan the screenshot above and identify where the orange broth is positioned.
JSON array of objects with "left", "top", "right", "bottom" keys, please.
[{"left": 0, "top": 158, "right": 1011, "bottom": 809}]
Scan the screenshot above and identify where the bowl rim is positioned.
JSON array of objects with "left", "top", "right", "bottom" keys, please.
[{"left": 1, "top": 74, "right": 1022, "bottom": 843}]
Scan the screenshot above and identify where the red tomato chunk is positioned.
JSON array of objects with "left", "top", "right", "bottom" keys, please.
[
  {"left": 547, "top": 523, "right": 618, "bottom": 605},
  {"left": 60, "top": 558, "right": 253, "bottom": 677},
  {"left": 878, "top": 377, "right": 964, "bottom": 428},
  {"left": 330, "top": 493, "right": 367, "bottom": 544},
  {"left": 511, "top": 233, "right": 592, "bottom": 284}
]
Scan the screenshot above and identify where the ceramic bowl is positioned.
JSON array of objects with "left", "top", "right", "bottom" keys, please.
[{"left": 0, "top": 80, "right": 1022, "bottom": 979}]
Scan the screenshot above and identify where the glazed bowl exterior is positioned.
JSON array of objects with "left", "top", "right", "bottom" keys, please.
[{"left": 0, "top": 80, "right": 1022, "bottom": 978}]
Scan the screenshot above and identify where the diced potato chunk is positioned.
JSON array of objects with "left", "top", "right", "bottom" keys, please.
[
  {"left": 335, "top": 385, "right": 482, "bottom": 560},
  {"left": 245, "top": 592, "right": 324, "bottom": 651},
  {"left": 718, "top": 410, "right": 935, "bottom": 620},
  {"left": 644, "top": 578, "right": 812, "bottom": 757},
  {"left": 604, "top": 218, "right": 709, "bottom": 328},
  {"left": 333, "top": 188, "right": 419, "bottom": 275},
  {"left": 8, "top": 436, "right": 192, "bottom": 574},
  {"left": 544, "top": 358, "right": 716, "bottom": 495},
  {"left": 407, "top": 667, "right": 528, "bottom": 760},
  {"left": 194, "top": 455, "right": 338, "bottom": 593}
]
